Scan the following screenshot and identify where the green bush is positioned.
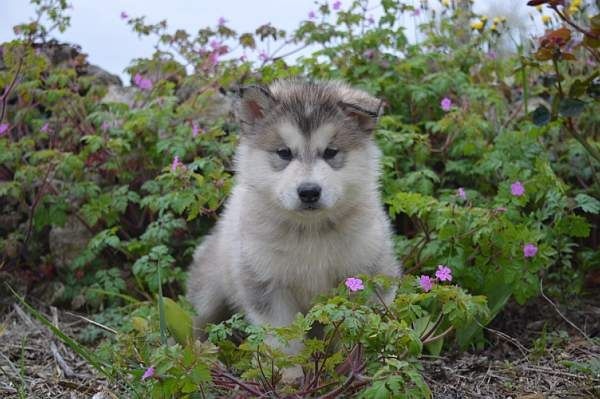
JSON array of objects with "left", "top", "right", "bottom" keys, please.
[{"left": 1, "top": 0, "right": 598, "bottom": 397}]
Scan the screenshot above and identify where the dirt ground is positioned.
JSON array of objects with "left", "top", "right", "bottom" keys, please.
[{"left": 0, "top": 294, "right": 598, "bottom": 398}]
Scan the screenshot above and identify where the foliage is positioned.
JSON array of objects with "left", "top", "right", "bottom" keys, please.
[{"left": 1, "top": 0, "right": 599, "bottom": 397}]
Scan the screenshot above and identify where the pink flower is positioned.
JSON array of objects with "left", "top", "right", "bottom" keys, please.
[
  {"left": 486, "top": 50, "right": 497, "bottom": 60},
  {"left": 435, "top": 265, "right": 452, "bottom": 282},
  {"left": 218, "top": 17, "right": 227, "bottom": 26},
  {"left": 209, "top": 39, "right": 221, "bottom": 50},
  {"left": 367, "top": 15, "right": 375, "bottom": 25},
  {"left": 171, "top": 155, "right": 184, "bottom": 171},
  {"left": 40, "top": 122, "right": 50, "bottom": 133},
  {"left": 363, "top": 49, "right": 375, "bottom": 59},
  {"left": 308, "top": 10, "right": 317, "bottom": 20},
  {"left": 240, "top": 53, "right": 248, "bottom": 62},
  {"left": 191, "top": 121, "right": 200, "bottom": 137},
  {"left": 208, "top": 52, "right": 219, "bottom": 66},
  {"left": 494, "top": 206, "right": 508, "bottom": 212},
  {"left": 411, "top": 9, "right": 421, "bottom": 17},
  {"left": 120, "top": 11, "right": 129, "bottom": 20},
  {"left": 523, "top": 243, "right": 538, "bottom": 258},
  {"left": 457, "top": 187, "right": 467, "bottom": 200},
  {"left": 345, "top": 277, "right": 364, "bottom": 292},
  {"left": 440, "top": 97, "right": 452, "bottom": 112},
  {"left": 142, "top": 366, "right": 155, "bottom": 380},
  {"left": 258, "top": 51, "right": 269, "bottom": 62},
  {"left": 419, "top": 275, "right": 433, "bottom": 292},
  {"left": 510, "top": 181, "right": 525, "bottom": 197},
  {"left": 0, "top": 122, "right": 9, "bottom": 136},
  {"left": 333, "top": 0, "right": 342, "bottom": 10},
  {"left": 100, "top": 121, "right": 111, "bottom": 132},
  {"left": 133, "top": 73, "right": 153, "bottom": 91}
]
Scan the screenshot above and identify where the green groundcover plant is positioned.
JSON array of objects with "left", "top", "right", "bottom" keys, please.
[{"left": 1, "top": 0, "right": 599, "bottom": 397}]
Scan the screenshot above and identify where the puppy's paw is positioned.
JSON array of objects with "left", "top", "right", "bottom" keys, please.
[{"left": 280, "top": 365, "right": 304, "bottom": 385}]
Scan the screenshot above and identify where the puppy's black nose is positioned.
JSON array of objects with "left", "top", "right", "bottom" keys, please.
[{"left": 297, "top": 183, "right": 321, "bottom": 204}]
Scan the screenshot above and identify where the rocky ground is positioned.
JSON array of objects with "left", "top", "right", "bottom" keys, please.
[{"left": 1, "top": 293, "right": 598, "bottom": 398}]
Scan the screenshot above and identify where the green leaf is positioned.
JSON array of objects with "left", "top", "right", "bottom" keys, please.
[
  {"left": 575, "top": 193, "right": 600, "bottom": 214},
  {"left": 558, "top": 98, "right": 585, "bottom": 117},
  {"left": 163, "top": 297, "right": 194, "bottom": 345},
  {"left": 555, "top": 215, "right": 591, "bottom": 238}
]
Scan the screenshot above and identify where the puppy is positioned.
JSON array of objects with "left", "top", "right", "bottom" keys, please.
[{"left": 187, "top": 79, "right": 400, "bottom": 365}]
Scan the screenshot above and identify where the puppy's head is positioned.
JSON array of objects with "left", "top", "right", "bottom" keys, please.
[{"left": 235, "top": 80, "right": 383, "bottom": 218}]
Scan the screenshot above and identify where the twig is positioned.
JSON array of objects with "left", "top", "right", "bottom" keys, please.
[
  {"left": 540, "top": 279, "right": 592, "bottom": 343},
  {"left": 420, "top": 313, "right": 443, "bottom": 342},
  {"left": 422, "top": 326, "right": 454, "bottom": 345},
  {"left": 0, "top": 56, "right": 24, "bottom": 123},
  {"left": 213, "top": 368, "right": 263, "bottom": 396},
  {"left": 255, "top": 348, "right": 276, "bottom": 395},
  {"left": 316, "top": 372, "right": 356, "bottom": 399},
  {"left": 520, "top": 365, "right": 600, "bottom": 382},
  {"left": 552, "top": 6, "right": 600, "bottom": 41},
  {"left": 478, "top": 322, "right": 529, "bottom": 358},
  {"left": 64, "top": 312, "right": 118, "bottom": 335},
  {"left": 50, "top": 341, "right": 75, "bottom": 378},
  {"left": 12, "top": 303, "right": 40, "bottom": 332},
  {"left": 373, "top": 288, "right": 396, "bottom": 321},
  {"left": 50, "top": 306, "right": 76, "bottom": 378}
]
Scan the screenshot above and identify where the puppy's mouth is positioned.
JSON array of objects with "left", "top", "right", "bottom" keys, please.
[{"left": 298, "top": 203, "right": 322, "bottom": 211}]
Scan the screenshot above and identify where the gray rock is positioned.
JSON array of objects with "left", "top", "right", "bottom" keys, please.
[
  {"left": 48, "top": 215, "right": 92, "bottom": 270},
  {"left": 101, "top": 84, "right": 137, "bottom": 107}
]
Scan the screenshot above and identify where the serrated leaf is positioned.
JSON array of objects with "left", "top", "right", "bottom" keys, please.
[{"left": 575, "top": 193, "right": 600, "bottom": 214}]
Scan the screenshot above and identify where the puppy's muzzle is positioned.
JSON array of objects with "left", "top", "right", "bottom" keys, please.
[{"left": 297, "top": 183, "right": 321, "bottom": 205}]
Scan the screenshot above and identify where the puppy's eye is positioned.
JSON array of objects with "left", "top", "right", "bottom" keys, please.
[
  {"left": 323, "top": 147, "right": 339, "bottom": 160},
  {"left": 276, "top": 147, "right": 292, "bottom": 161}
]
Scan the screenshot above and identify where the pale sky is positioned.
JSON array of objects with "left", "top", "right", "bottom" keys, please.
[{"left": 1, "top": 1, "right": 551, "bottom": 82}]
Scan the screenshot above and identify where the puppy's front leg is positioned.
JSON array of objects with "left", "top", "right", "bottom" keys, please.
[{"left": 243, "top": 285, "right": 305, "bottom": 383}]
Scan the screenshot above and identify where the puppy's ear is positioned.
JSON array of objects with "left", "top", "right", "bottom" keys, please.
[
  {"left": 237, "top": 85, "right": 276, "bottom": 125},
  {"left": 338, "top": 99, "right": 384, "bottom": 133}
]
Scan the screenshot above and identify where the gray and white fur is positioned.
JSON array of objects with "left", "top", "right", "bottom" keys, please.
[{"left": 187, "top": 79, "right": 401, "bottom": 349}]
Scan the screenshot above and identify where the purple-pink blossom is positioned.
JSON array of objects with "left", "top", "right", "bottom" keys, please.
[
  {"left": 457, "top": 187, "right": 467, "bottom": 200},
  {"left": 258, "top": 51, "right": 269, "bottom": 62},
  {"left": 40, "top": 122, "right": 50, "bottom": 133},
  {"left": 142, "top": 366, "right": 155, "bottom": 380},
  {"left": 308, "top": 10, "right": 317, "bottom": 20},
  {"left": 133, "top": 73, "right": 153, "bottom": 91},
  {"left": 345, "top": 277, "right": 364, "bottom": 292},
  {"left": 208, "top": 52, "right": 219, "bottom": 66},
  {"left": 367, "top": 15, "right": 375, "bottom": 25},
  {"left": 363, "top": 49, "right": 375, "bottom": 59},
  {"left": 435, "top": 265, "right": 452, "bottom": 282},
  {"left": 171, "top": 155, "right": 183, "bottom": 171},
  {"left": 441, "top": 97, "right": 452, "bottom": 112},
  {"left": 510, "top": 181, "right": 525, "bottom": 197},
  {"left": 333, "top": 0, "right": 342, "bottom": 11},
  {"left": 209, "top": 39, "right": 221, "bottom": 50},
  {"left": 191, "top": 121, "right": 200, "bottom": 137},
  {"left": 419, "top": 275, "right": 433, "bottom": 292},
  {"left": 486, "top": 50, "right": 497, "bottom": 60},
  {"left": 411, "top": 9, "right": 421, "bottom": 17},
  {"left": 523, "top": 243, "right": 538, "bottom": 258},
  {"left": 218, "top": 17, "right": 227, "bottom": 26},
  {"left": 495, "top": 206, "right": 508, "bottom": 212},
  {"left": 120, "top": 11, "right": 129, "bottom": 20},
  {"left": 0, "top": 122, "right": 10, "bottom": 136}
]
